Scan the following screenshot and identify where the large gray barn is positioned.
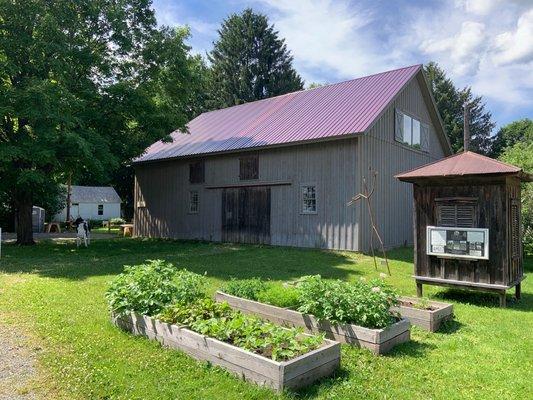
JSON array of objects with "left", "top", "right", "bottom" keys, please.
[{"left": 133, "top": 64, "right": 452, "bottom": 251}]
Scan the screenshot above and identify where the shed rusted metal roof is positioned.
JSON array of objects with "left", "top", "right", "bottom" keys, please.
[
  {"left": 395, "top": 151, "right": 529, "bottom": 181},
  {"left": 135, "top": 64, "right": 422, "bottom": 163}
]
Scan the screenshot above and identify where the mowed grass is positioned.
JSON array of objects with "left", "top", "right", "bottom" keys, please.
[{"left": 0, "top": 238, "right": 531, "bottom": 399}]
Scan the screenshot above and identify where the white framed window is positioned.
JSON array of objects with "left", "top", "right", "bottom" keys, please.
[
  {"left": 189, "top": 190, "right": 199, "bottom": 214},
  {"left": 97, "top": 204, "right": 104, "bottom": 215},
  {"left": 301, "top": 184, "right": 317, "bottom": 214},
  {"left": 395, "top": 109, "right": 428, "bottom": 151}
]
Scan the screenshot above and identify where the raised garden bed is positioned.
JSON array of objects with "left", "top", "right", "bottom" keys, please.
[
  {"left": 390, "top": 297, "right": 454, "bottom": 332},
  {"left": 215, "top": 291, "right": 410, "bottom": 355},
  {"left": 112, "top": 312, "right": 340, "bottom": 392}
]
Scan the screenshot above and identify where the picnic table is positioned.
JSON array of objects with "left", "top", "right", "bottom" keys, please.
[
  {"left": 120, "top": 224, "right": 134, "bottom": 237},
  {"left": 45, "top": 222, "right": 61, "bottom": 233}
]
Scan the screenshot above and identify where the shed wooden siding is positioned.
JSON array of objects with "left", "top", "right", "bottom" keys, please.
[
  {"left": 134, "top": 138, "right": 360, "bottom": 250},
  {"left": 358, "top": 75, "right": 446, "bottom": 251}
]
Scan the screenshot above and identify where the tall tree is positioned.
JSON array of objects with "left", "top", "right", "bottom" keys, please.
[
  {"left": 0, "top": 1, "right": 198, "bottom": 243},
  {"left": 208, "top": 8, "right": 303, "bottom": 108},
  {"left": 490, "top": 118, "right": 533, "bottom": 158},
  {"left": 424, "top": 62, "right": 495, "bottom": 154}
]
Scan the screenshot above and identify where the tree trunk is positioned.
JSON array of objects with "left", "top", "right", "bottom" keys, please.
[{"left": 15, "top": 193, "right": 35, "bottom": 245}]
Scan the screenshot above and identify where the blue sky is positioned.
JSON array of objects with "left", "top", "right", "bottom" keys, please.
[{"left": 153, "top": 0, "right": 533, "bottom": 130}]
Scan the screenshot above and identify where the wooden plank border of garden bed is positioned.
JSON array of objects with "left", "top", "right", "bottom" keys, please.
[
  {"left": 111, "top": 313, "right": 340, "bottom": 392},
  {"left": 215, "top": 291, "right": 410, "bottom": 355},
  {"left": 391, "top": 297, "right": 454, "bottom": 332}
]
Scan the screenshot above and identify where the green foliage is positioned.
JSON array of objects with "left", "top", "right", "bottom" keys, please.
[
  {"left": 257, "top": 284, "right": 301, "bottom": 309},
  {"left": 296, "top": 275, "right": 399, "bottom": 328},
  {"left": 88, "top": 219, "right": 104, "bottom": 228},
  {"left": 222, "top": 278, "right": 267, "bottom": 301},
  {"left": 109, "top": 217, "right": 126, "bottom": 225},
  {"left": 490, "top": 119, "right": 533, "bottom": 158},
  {"left": 0, "top": 1, "right": 206, "bottom": 242},
  {"left": 158, "top": 298, "right": 323, "bottom": 361},
  {"left": 208, "top": 8, "right": 303, "bottom": 109},
  {"left": 499, "top": 129, "right": 533, "bottom": 254},
  {"left": 424, "top": 62, "right": 495, "bottom": 155},
  {"left": 105, "top": 260, "right": 206, "bottom": 316}
]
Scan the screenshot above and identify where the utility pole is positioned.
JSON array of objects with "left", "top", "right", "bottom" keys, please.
[{"left": 463, "top": 102, "right": 470, "bottom": 152}]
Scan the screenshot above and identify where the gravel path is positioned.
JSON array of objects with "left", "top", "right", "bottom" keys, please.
[{"left": 0, "top": 324, "right": 39, "bottom": 400}]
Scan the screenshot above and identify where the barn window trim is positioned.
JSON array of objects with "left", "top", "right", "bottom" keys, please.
[
  {"left": 300, "top": 184, "right": 317, "bottom": 215},
  {"left": 239, "top": 155, "right": 259, "bottom": 180},
  {"left": 97, "top": 204, "right": 104, "bottom": 216},
  {"left": 188, "top": 190, "right": 199, "bottom": 214},
  {"left": 395, "top": 109, "right": 429, "bottom": 152},
  {"left": 189, "top": 160, "right": 205, "bottom": 184}
]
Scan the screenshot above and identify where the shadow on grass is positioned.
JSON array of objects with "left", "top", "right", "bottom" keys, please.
[
  {"left": 433, "top": 288, "right": 532, "bottom": 312},
  {"left": 0, "top": 238, "right": 359, "bottom": 283},
  {"left": 384, "top": 339, "right": 437, "bottom": 358},
  {"left": 295, "top": 366, "right": 351, "bottom": 397},
  {"left": 437, "top": 318, "right": 464, "bottom": 334}
]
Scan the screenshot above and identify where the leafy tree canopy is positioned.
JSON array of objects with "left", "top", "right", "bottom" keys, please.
[
  {"left": 208, "top": 8, "right": 303, "bottom": 109},
  {"left": 424, "top": 62, "right": 495, "bottom": 155},
  {"left": 0, "top": 0, "right": 202, "bottom": 243},
  {"left": 490, "top": 118, "right": 533, "bottom": 158}
]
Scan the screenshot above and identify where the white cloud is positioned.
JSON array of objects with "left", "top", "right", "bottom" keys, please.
[
  {"left": 420, "top": 21, "right": 487, "bottom": 75},
  {"left": 492, "top": 9, "right": 533, "bottom": 65},
  {"left": 255, "top": 0, "right": 390, "bottom": 82}
]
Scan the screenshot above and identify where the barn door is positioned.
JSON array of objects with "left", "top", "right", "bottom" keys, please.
[{"left": 222, "top": 187, "right": 271, "bottom": 244}]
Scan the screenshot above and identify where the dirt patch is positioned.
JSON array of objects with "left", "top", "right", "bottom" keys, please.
[{"left": 0, "top": 324, "right": 40, "bottom": 400}]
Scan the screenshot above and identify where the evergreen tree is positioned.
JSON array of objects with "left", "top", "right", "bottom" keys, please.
[
  {"left": 208, "top": 8, "right": 303, "bottom": 108},
  {"left": 424, "top": 62, "right": 495, "bottom": 154}
]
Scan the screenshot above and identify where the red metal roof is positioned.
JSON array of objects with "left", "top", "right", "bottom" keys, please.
[
  {"left": 395, "top": 151, "right": 524, "bottom": 181},
  {"left": 135, "top": 64, "right": 422, "bottom": 163}
]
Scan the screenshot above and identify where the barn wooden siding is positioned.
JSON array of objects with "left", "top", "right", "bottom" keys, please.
[
  {"left": 135, "top": 138, "right": 360, "bottom": 250},
  {"left": 134, "top": 74, "right": 448, "bottom": 251},
  {"left": 357, "top": 75, "right": 446, "bottom": 251}
]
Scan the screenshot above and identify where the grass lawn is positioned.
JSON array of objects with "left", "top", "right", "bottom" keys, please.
[{"left": 0, "top": 238, "right": 531, "bottom": 399}]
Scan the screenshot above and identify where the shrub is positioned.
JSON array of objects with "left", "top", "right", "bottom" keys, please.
[
  {"left": 257, "top": 284, "right": 301, "bottom": 309},
  {"left": 296, "top": 275, "right": 398, "bottom": 329},
  {"left": 110, "top": 217, "right": 126, "bottom": 225},
  {"left": 524, "top": 226, "right": 533, "bottom": 256},
  {"left": 105, "top": 260, "right": 206, "bottom": 316},
  {"left": 88, "top": 219, "right": 103, "bottom": 228},
  {"left": 158, "top": 298, "right": 323, "bottom": 361},
  {"left": 221, "top": 278, "right": 268, "bottom": 301}
]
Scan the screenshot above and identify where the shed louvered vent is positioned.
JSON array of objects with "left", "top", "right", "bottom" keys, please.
[
  {"left": 511, "top": 201, "right": 520, "bottom": 259},
  {"left": 436, "top": 198, "right": 477, "bottom": 228}
]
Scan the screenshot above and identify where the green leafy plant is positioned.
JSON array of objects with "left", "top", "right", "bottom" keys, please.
[
  {"left": 221, "top": 278, "right": 268, "bottom": 301},
  {"left": 257, "top": 284, "right": 301, "bottom": 309},
  {"left": 109, "top": 217, "right": 126, "bottom": 225},
  {"left": 158, "top": 298, "right": 323, "bottom": 361},
  {"left": 296, "top": 275, "right": 399, "bottom": 329},
  {"left": 105, "top": 260, "right": 206, "bottom": 316}
]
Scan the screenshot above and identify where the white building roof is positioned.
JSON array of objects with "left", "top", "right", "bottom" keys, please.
[{"left": 70, "top": 186, "right": 121, "bottom": 203}]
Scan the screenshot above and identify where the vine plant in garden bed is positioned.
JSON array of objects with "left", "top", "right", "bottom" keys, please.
[
  {"left": 105, "top": 260, "right": 340, "bottom": 391},
  {"left": 218, "top": 276, "right": 411, "bottom": 354}
]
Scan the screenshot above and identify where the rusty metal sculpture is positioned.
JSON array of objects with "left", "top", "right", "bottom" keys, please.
[{"left": 348, "top": 168, "right": 391, "bottom": 275}]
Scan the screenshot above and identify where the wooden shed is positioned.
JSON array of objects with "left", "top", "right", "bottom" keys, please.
[{"left": 396, "top": 151, "right": 531, "bottom": 306}]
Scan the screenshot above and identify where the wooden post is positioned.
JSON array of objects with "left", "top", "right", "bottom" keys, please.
[
  {"left": 515, "top": 283, "right": 521, "bottom": 300},
  {"left": 416, "top": 282, "right": 423, "bottom": 297},
  {"left": 463, "top": 103, "right": 470, "bottom": 152},
  {"left": 499, "top": 292, "right": 506, "bottom": 308}
]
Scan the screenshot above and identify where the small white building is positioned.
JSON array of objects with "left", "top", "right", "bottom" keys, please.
[{"left": 54, "top": 186, "right": 122, "bottom": 221}]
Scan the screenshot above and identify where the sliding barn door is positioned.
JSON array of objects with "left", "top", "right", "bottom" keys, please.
[{"left": 222, "top": 187, "right": 271, "bottom": 244}]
